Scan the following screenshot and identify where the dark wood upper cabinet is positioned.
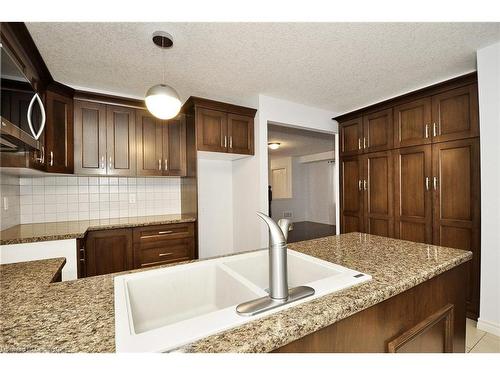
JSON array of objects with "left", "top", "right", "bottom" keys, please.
[
  {"left": 432, "top": 138, "right": 480, "bottom": 318},
  {"left": 136, "top": 111, "right": 187, "bottom": 176},
  {"left": 227, "top": 113, "right": 254, "bottom": 155},
  {"left": 393, "top": 98, "right": 432, "bottom": 148},
  {"left": 84, "top": 228, "right": 134, "bottom": 277},
  {"left": 363, "top": 108, "right": 393, "bottom": 153},
  {"left": 394, "top": 145, "right": 433, "bottom": 244},
  {"left": 164, "top": 115, "right": 187, "bottom": 176},
  {"left": 196, "top": 108, "right": 227, "bottom": 153},
  {"left": 431, "top": 84, "right": 479, "bottom": 143},
  {"left": 182, "top": 96, "right": 256, "bottom": 155},
  {"left": 44, "top": 90, "right": 74, "bottom": 174},
  {"left": 340, "top": 156, "right": 364, "bottom": 234},
  {"left": 74, "top": 100, "right": 107, "bottom": 175},
  {"left": 362, "top": 151, "right": 394, "bottom": 238},
  {"left": 136, "top": 110, "right": 163, "bottom": 176},
  {"left": 106, "top": 105, "right": 136, "bottom": 176},
  {"left": 339, "top": 117, "right": 363, "bottom": 156}
]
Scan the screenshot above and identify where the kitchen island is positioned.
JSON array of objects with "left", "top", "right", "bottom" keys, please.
[{"left": 0, "top": 233, "right": 471, "bottom": 353}]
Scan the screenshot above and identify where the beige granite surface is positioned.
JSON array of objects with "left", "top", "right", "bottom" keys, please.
[
  {"left": 0, "top": 233, "right": 472, "bottom": 353},
  {"left": 0, "top": 214, "right": 197, "bottom": 245}
]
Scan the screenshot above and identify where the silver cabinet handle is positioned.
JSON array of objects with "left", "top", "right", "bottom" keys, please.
[
  {"left": 109, "top": 156, "right": 112, "bottom": 169},
  {"left": 363, "top": 137, "right": 367, "bottom": 149},
  {"left": 35, "top": 145, "right": 44, "bottom": 163},
  {"left": 358, "top": 138, "right": 362, "bottom": 150},
  {"left": 164, "top": 159, "right": 168, "bottom": 171},
  {"left": 425, "top": 177, "right": 430, "bottom": 191},
  {"left": 27, "top": 93, "right": 46, "bottom": 140},
  {"left": 433, "top": 123, "right": 438, "bottom": 137},
  {"left": 433, "top": 176, "right": 438, "bottom": 190},
  {"left": 425, "top": 124, "right": 429, "bottom": 138},
  {"left": 100, "top": 155, "right": 105, "bottom": 169},
  {"left": 158, "top": 252, "right": 173, "bottom": 257},
  {"left": 363, "top": 179, "right": 367, "bottom": 191},
  {"left": 358, "top": 179, "right": 362, "bottom": 191},
  {"left": 229, "top": 136, "right": 233, "bottom": 149},
  {"left": 158, "top": 159, "right": 161, "bottom": 171},
  {"left": 158, "top": 230, "right": 173, "bottom": 235},
  {"left": 224, "top": 135, "right": 227, "bottom": 148},
  {"left": 49, "top": 151, "right": 54, "bottom": 166}
]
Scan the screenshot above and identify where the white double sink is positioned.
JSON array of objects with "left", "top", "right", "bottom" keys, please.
[{"left": 114, "top": 248, "right": 371, "bottom": 352}]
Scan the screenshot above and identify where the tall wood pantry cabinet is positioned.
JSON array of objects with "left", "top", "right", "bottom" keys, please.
[{"left": 337, "top": 73, "right": 481, "bottom": 319}]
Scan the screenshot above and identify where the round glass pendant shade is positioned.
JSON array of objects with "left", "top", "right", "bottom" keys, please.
[{"left": 145, "top": 84, "right": 181, "bottom": 120}]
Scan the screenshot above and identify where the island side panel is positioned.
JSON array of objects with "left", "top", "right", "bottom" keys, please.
[{"left": 274, "top": 262, "right": 467, "bottom": 353}]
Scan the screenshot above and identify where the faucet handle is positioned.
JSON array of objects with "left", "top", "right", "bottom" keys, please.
[
  {"left": 256, "top": 212, "right": 286, "bottom": 245},
  {"left": 277, "top": 218, "right": 292, "bottom": 241}
]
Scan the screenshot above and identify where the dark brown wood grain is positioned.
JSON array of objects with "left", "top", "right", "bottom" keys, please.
[
  {"left": 227, "top": 113, "right": 254, "bottom": 155},
  {"left": 45, "top": 90, "right": 74, "bottom": 174},
  {"left": 339, "top": 116, "right": 363, "bottom": 156},
  {"left": 339, "top": 155, "right": 364, "bottom": 233},
  {"left": 106, "top": 105, "right": 136, "bottom": 176},
  {"left": 432, "top": 138, "right": 481, "bottom": 319},
  {"left": 362, "top": 150, "right": 394, "bottom": 237},
  {"left": 73, "top": 100, "right": 107, "bottom": 175},
  {"left": 85, "top": 228, "right": 134, "bottom": 277},
  {"left": 363, "top": 108, "right": 393, "bottom": 153},
  {"left": 274, "top": 262, "right": 467, "bottom": 353},
  {"left": 196, "top": 107, "right": 228, "bottom": 153},
  {"left": 393, "top": 97, "right": 432, "bottom": 148},
  {"left": 393, "top": 145, "right": 433, "bottom": 243},
  {"left": 164, "top": 114, "right": 187, "bottom": 176}
]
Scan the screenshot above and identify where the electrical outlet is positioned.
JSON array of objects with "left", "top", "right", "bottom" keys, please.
[
  {"left": 283, "top": 211, "right": 293, "bottom": 219},
  {"left": 3, "top": 197, "right": 8, "bottom": 211},
  {"left": 128, "top": 193, "right": 136, "bottom": 204}
]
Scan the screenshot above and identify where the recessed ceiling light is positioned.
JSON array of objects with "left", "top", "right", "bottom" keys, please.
[{"left": 268, "top": 142, "right": 281, "bottom": 150}]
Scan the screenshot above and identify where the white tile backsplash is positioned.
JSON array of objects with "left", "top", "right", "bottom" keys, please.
[
  {"left": 17, "top": 175, "right": 182, "bottom": 223},
  {"left": 0, "top": 173, "right": 20, "bottom": 230}
]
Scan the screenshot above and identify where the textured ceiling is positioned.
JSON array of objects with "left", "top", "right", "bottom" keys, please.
[
  {"left": 26, "top": 22, "right": 500, "bottom": 114},
  {"left": 268, "top": 124, "right": 334, "bottom": 158}
]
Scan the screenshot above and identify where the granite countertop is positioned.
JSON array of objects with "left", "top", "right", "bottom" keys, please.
[
  {"left": 0, "top": 214, "right": 197, "bottom": 245},
  {"left": 0, "top": 233, "right": 472, "bottom": 353}
]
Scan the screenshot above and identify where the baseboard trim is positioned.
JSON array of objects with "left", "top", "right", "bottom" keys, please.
[{"left": 477, "top": 318, "right": 500, "bottom": 336}]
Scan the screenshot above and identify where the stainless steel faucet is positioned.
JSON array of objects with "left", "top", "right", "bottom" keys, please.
[{"left": 236, "top": 212, "right": 314, "bottom": 316}]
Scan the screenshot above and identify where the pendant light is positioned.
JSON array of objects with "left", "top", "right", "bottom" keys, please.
[{"left": 145, "top": 31, "right": 181, "bottom": 120}]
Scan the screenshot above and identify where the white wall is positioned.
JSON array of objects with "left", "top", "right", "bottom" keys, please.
[
  {"left": 197, "top": 158, "right": 234, "bottom": 258},
  {"left": 306, "top": 160, "right": 335, "bottom": 225},
  {"left": 477, "top": 42, "right": 500, "bottom": 336},
  {"left": 232, "top": 95, "right": 337, "bottom": 252}
]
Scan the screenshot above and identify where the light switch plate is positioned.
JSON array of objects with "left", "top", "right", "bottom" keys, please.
[{"left": 3, "top": 197, "right": 8, "bottom": 211}]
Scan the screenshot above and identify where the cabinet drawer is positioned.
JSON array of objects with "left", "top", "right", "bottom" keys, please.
[
  {"left": 135, "top": 238, "right": 194, "bottom": 268},
  {"left": 133, "top": 223, "right": 194, "bottom": 246}
]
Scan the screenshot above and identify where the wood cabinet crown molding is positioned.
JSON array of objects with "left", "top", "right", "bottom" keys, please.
[
  {"left": 181, "top": 96, "right": 257, "bottom": 118},
  {"left": 333, "top": 72, "right": 478, "bottom": 123}
]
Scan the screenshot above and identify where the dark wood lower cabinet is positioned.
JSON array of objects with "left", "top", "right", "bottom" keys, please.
[
  {"left": 78, "top": 222, "right": 196, "bottom": 278},
  {"left": 274, "top": 262, "right": 467, "bottom": 353},
  {"left": 84, "top": 228, "right": 134, "bottom": 277}
]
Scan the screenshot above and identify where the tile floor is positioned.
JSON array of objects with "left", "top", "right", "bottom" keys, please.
[{"left": 466, "top": 318, "right": 500, "bottom": 353}]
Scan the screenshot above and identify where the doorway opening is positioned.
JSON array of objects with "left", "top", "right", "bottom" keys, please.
[{"left": 267, "top": 123, "right": 336, "bottom": 243}]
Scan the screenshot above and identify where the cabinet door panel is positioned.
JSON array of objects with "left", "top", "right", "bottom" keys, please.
[
  {"left": 432, "top": 138, "right": 480, "bottom": 318},
  {"left": 394, "top": 98, "right": 432, "bottom": 148},
  {"left": 431, "top": 84, "right": 479, "bottom": 142},
  {"left": 363, "top": 151, "right": 394, "bottom": 237},
  {"left": 394, "top": 145, "right": 432, "bottom": 244},
  {"left": 85, "top": 228, "right": 133, "bottom": 277},
  {"left": 340, "top": 156, "right": 364, "bottom": 233},
  {"left": 196, "top": 108, "right": 227, "bottom": 152},
  {"left": 45, "top": 91, "right": 74, "bottom": 174},
  {"left": 106, "top": 105, "right": 136, "bottom": 176},
  {"left": 227, "top": 113, "right": 254, "bottom": 155},
  {"left": 136, "top": 110, "right": 162, "bottom": 176},
  {"left": 164, "top": 115, "right": 187, "bottom": 176},
  {"left": 363, "top": 109, "right": 393, "bottom": 152},
  {"left": 74, "top": 100, "right": 107, "bottom": 175},
  {"left": 339, "top": 117, "right": 362, "bottom": 156}
]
